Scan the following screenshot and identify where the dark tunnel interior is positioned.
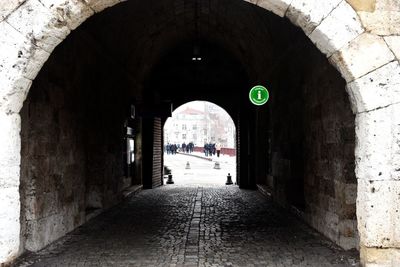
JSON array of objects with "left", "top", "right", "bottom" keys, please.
[{"left": 18, "top": 0, "right": 357, "bottom": 257}]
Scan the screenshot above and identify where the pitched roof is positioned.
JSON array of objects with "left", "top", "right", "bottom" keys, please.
[{"left": 178, "top": 107, "right": 205, "bottom": 115}]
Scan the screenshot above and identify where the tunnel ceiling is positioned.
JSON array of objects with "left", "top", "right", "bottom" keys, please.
[
  {"left": 145, "top": 39, "right": 248, "bottom": 105},
  {"left": 78, "top": 0, "right": 311, "bottom": 109}
]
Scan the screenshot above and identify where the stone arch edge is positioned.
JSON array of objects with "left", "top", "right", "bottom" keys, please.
[{"left": 0, "top": 0, "right": 399, "bottom": 264}]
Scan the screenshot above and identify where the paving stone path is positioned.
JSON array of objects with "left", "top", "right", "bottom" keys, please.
[{"left": 15, "top": 186, "right": 359, "bottom": 267}]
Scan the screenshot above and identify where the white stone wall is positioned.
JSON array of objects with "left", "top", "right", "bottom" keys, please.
[
  {"left": 0, "top": 113, "right": 21, "bottom": 263},
  {"left": 0, "top": 0, "right": 399, "bottom": 265}
]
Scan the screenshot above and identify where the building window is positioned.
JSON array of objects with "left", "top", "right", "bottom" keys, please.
[
  {"left": 193, "top": 134, "right": 197, "bottom": 140},
  {"left": 127, "top": 138, "right": 135, "bottom": 163},
  {"left": 182, "top": 124, "right": 187, "bottom": 130},
  {"left": 193, "top": 124, "right": 197, "bottom": 130},
  {"left": 182, "top": 134, "right": 186, "bottom": 140},
  {"left": 124, "top": 126, "right": 135, "bottom": 178}
]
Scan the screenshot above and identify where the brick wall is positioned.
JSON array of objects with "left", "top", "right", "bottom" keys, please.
[{"left": 193, "top": 147, "right": 236, "bottom": 156}]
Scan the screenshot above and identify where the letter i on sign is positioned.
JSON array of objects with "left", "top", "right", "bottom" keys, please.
[{"left": 249, "top": 85, "right": 269, "bottom": 106}]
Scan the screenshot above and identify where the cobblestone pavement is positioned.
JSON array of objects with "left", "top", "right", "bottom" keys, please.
[{"left": 15, "top": 186, "right": 359, "bottom": 267}]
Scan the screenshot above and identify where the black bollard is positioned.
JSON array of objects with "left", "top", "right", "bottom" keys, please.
[
  {"left": 226, "top": 173, "right": 233, "bottom": 185},
  {"left": 166, "top": 174, "right": 175, "bottom": 184}
]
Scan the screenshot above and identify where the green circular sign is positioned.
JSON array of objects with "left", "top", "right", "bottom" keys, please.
[{"left": 249, "top": 85, "right": 269, "bottom": 106}]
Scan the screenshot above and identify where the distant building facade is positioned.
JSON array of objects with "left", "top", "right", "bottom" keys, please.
[{"left": 164, "top": 102, "right": 235, "bottom": 148}]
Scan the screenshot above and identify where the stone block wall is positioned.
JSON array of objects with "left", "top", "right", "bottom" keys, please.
[
  {"left": 347, "top": 0, "right": 400, "bottom": 35},
  {"left": 0, "top": 0, "right": 398, "bottom": 264},
  {"left": 302, "top": 49, "right": 357, "bottom": 250},
  {"left": 265, "top": 41, "right": 357, "bottom": 249},
  {"left": 20, "top": 74, "right": 86, "bottom": 251},
  {"left": 19, "top": 29, "right": 134, "bottom": 254}
]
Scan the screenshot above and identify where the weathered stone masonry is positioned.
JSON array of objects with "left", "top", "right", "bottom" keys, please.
[
  {"left": 265, "top": 40, "right": 357, "bottom": 250},
  {"left": 19, "top": 29, "right": 135, "bottom": 253},
  {"left": 0, "top": 0, "right": 400, "bottom": 266}
]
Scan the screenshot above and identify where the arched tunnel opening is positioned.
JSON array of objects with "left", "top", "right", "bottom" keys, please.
[
  {"left": 163, "top": 101, "right": 237, "bottom": 186},
  {"left": 17, "top": 0, "right": 358, "bottom": 264}
]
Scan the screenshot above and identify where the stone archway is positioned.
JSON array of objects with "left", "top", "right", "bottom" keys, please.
[
  {"left": 163, "top": 101, "right": 237, "bottom": 185},
  {"left": 0, "top": 0, "right": 399, "bottom": 265}
]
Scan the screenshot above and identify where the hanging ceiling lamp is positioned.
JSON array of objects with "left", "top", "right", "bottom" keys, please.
[
  {"left": 192, "top": 0, "right": 202, "bottom": 61},
  {"left": 192, "top": 45, "right": 202, "bottom": 61}
]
